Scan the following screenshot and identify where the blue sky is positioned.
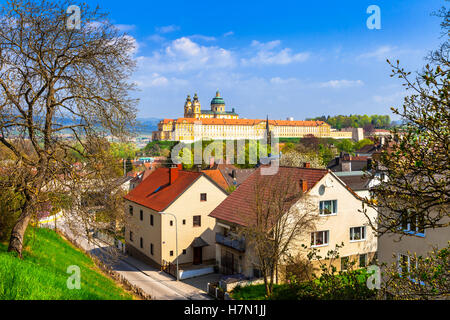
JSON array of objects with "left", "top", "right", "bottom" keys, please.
[{"left": 85, "top": 0, "right": 445, "bottom": 120}]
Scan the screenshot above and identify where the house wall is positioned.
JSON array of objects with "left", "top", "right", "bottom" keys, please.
[
  {"left": 215, "top": 172, "right": 378, "bottom": 279},
  {"left": 124, "top": 202, "right": 162, "bottom": 266},
  {"left": 298, "top": 173, "right": 378, "bottom": 261},
  {"left": 378, "top": 216, "right": 450, "bottom": 267},
  {"left": 125, "top": 175, "right": 227, "bottom": 268},
  {"left": 161, "top": 175, "right": 227, "bottom": 265}
]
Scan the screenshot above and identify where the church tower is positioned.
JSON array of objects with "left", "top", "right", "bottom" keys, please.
[
  {"left": 210, "top": 90, "right": 225, "bottom": 113},
  {"left": 192, "top": 93, "right": 201, "bottom": 118},
  {"left": 184, "top": 94, "right": 192, "bottom": 118}
]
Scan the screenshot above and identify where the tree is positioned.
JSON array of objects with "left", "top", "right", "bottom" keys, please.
[
  {"left": 364, "top": 6, "right": 449, "bottom": 235},
  {"left": 280, "top": 150, "right": 324, "bottom": 168},
  {"left": 380, "top": 243, "right": 449, "bottom": 300},
  {"left": 0, "top": 0, "right": 137, "bottom": 256},
  {"left": 238, "top": 171, "right": 317, "bottom": 297}
]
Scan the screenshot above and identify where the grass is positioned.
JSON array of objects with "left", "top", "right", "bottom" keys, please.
[
  {"left": 0, "top": 227, "right": 133, "bottom": 300},
  {"left": 231, "top": 284, "right": 282, "bottom": 300}
]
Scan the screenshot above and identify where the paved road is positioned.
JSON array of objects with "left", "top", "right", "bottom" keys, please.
[{"left": 40, "top": 214, "right": 212, "bottom": 300}]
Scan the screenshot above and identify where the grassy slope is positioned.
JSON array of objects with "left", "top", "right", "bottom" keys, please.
[{"left": 0, "top": 227, "right": 133, "bottom": 300}]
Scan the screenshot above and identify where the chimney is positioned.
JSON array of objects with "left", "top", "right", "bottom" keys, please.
[
  {"left": 169, "top": 165, "right": 179, "bottom": 184},
  {"left": 177, "top": 163, "right": 183, "bottom": 170},
  {"left": 196, "top": 164, "right": 202, "bottom": 172},
  {"left": 231, "top": 169, "right": 237, "bottom": 179},
  {"left": 303, "top": 162, "right": 310, "bottom": 168},
  {"left": 366, "top": 158, "right": 372, "bottom": 170},
  {"left": 300, "top": 179, "right": 308, "bottom": 193}
]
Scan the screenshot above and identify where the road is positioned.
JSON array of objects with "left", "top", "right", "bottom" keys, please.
[{"left": 40, "top": 213, "right": 212, "bottom": 300}]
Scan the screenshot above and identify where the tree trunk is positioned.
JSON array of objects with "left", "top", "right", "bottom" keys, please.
[{"left": 7, "top": 201, "right": 33, "bottom": 258}]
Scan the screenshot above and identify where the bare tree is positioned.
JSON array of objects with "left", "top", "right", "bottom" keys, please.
[
  {"left": 238, "top": 170, "right": 317, "bottom": 296},
  {"left": 0, "top": 0, "right": 138, "bottom": 256}
]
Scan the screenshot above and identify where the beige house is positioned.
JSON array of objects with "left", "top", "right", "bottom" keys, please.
[
  {"left": 124, "top": 165, "right": 228, "bottom": 274},
  {"left": 209, "top": 166, "right": 378, "bottom": 279},
  {"left": 378, "top": 215, "right": 449, "bottom": 274}
]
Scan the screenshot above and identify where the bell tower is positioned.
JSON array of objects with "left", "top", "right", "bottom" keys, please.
[
  {"left": 193, "top": 93, "right": 201, "bottom": 118},
  {"left": 184, "top": 94, "right": 192, "bottom": 118}
]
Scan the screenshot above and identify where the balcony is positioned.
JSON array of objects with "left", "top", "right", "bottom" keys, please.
[{"left": 215, "top": 233, "right": 245, "bottom": 252}]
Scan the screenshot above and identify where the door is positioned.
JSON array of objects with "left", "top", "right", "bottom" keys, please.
[{"left": 193, "top": 247, "right": 203, "bottom": 265}]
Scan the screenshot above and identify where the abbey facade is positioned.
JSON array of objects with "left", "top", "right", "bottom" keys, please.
[{"left": 152, "top": 91, "right": 352, "bottom": 142}]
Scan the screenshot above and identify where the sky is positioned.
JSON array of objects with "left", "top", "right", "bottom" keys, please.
[{"left": 84, "top": 0, "right": 445, "bottom": 120}]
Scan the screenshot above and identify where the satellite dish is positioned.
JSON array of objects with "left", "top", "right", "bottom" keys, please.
[
  {"left": 324, "top": 179, "right": 333, "bottom": 188},
  {"left": 319, "top": 185, "right": 325, "bottom": 195}
]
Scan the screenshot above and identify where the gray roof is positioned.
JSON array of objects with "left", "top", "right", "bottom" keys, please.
[{"left": 191, "top": 237, "right": 209, "bottom": 248}]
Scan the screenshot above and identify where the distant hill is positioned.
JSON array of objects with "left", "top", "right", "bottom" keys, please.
[{"left": 135, "top": 118, "right": 162, "bottom": 134}]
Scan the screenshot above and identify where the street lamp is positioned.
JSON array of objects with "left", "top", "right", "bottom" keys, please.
[{"left": 159, "top": 211, "right": 179, "bottom": 281}]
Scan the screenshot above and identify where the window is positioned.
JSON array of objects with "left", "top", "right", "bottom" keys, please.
[
  {"left": 350, "top": 226, "right": 366, "bottom": 241},
  {"left": 129, "top": 231, "right": 133, "bottom": 241},
  {"left": 150, "top": 214, "right": 154, "bottom": 226},
  {"left": 319, "top": 200, "right": 337, "bottom": 215},
  {"left": 182, "top": 249, "right": 186, "bottom": 255},
  {"left": 182, "top": 219, "right": 186, "bottom": 225},
  {"left": 359, "top": 254, "right": 367, "bottom": 267},
  {"left": 341, "top": 256, "right": 349, "bottom": 271},
  {"left": 170, "top": 220, "right": 173, "bottom": 226},
  {"left": 193, "top": 215, "right": 201, "bottom": 227},
  {"left": 401, "top": 211, "right": 425, "bottom": 236},
  {"left": 200, "top": 193, "right": 207, "bottom": 201},
  {"left": 140, "top": 237, "right": 143, "bottom": 248},
  {"left": 150, "top": 243, "right": 154, "bottom": 255},
  {"left": 398, "top": 254, "right": 410, "bottom": 274},
  {"left": 140, "top": 210, "right": 143, "bottom": 221},
  {"left": 170, "top": 251, "right": 174, "bottom": 257},
  {"left": 311, "top": 230, "right": 329, "bottom": 247},
  {"left": 129, "top": 205, "right": 133, "bottom": 216}
]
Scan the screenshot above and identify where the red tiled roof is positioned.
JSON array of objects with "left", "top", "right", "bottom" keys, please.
[
  {"left": 201, "top": 169, "right": 229, "bottom": 191},
  {"left": 160, "top": 118, "right": 328, "bottom": 127},
  {"left": 124, "top": 167, "right": 202, "bottom": 212},
  {"left": 209, "top": 166, "right": 328, "bottom": 226}
]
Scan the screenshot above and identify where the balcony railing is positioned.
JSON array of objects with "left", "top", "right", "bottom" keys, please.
[{"left": 215, "top": 233, "right": 245, "bottom": 252}]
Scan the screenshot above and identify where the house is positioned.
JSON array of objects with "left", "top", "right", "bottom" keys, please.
[
  {"left": 209, "top": 166, "right": 378, "bottom": 279},
  {"left": 124, "top": 165, "right": 228, "bottom": 277},
  {"left": 327, "top": 152, "right": 371, "bottom": 172}
]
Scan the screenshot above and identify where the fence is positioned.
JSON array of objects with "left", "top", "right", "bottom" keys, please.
[{"left": 206, "top": 282, "right": 233, "bottom": 300}]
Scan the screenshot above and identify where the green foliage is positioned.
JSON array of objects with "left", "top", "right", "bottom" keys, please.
[
  {"left": 353, "top": 138, "right": 375, "bottom": 151},
  {"left": 110, "top": 142, "right": 138, "bottom": 160},
  {"left": 309, "top": 114, "right": 391, "bottom": 130},
  {"left": 142, "top": 141, "right": 178, "bottom": 156},
  {"left": 0, "top": 228, "right": 132, "bottom": 300},
  {"left": 231, "top": 270, "right": 376, "bottom": 300}
]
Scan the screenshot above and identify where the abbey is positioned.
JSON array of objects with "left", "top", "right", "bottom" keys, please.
[
  {"left": 152, "top": 91, "right": 353, "bottom": 142},
  {"left": 184, "top": 91, "right": 239, "bottom": 119}
]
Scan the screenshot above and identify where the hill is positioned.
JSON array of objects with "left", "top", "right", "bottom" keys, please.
[{"left": 0, "top": 227, "right": 133, "bottom": 300}]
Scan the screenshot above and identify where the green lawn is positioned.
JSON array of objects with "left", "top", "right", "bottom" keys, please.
[{"left": 0, "top": 227, "right": 133, "bottom": 300}]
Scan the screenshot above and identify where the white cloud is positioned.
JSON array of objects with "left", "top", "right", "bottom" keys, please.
[
  {"left": 357, "top": 45, "right": 422, "bottom": 61},
  {"left": 138, "top": 37, "right": 235, "bottom": 73},
  {"left": 242, "top": 40, "right": 309, "bottom": 66},
  {"left": 156, "top": 25, "right": 180, "bottom": 34},
  {"left": 188, "top": 34, "right": 216, "bottom": 41},
  {"left": 115, "top": 24, "right": 136, "bottom": 32},
  {"left": 317, "top": 79, "right": 364, "bottom": 88},
  {"left": 270, "top": 77, "right": 299, "bottom": 84},
  {"left": 223, "top": 31, "right": 234, "bottom": 37},
  {"left": 357, "top": 45, "right": 394, "bottom": 60}
]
